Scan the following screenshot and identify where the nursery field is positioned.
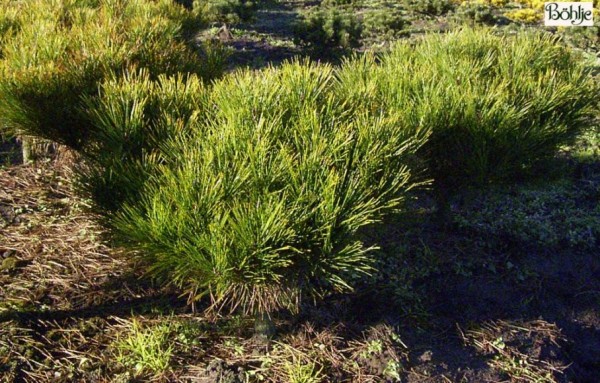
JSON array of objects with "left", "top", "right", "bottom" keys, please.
[{"left": 1, "top": 0, "right": 599, "bottom": 382}]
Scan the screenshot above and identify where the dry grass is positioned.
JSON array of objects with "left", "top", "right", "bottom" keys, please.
[
  {"left": 0, "top": 155, "right": 167, "bottom": 382},
  {"left": 460, "top": 319, "right": 568, "bottom": 383},
  {"left": 195, "top": 322, "right": 409, "bottom": 382},
  {"left": 0, "top": 155, "right": 127, "bottom": 311}
]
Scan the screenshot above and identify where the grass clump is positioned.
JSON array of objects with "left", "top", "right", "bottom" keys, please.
[
  {"left": 110, "top": 60, "right": 428, "bottom": 320},
  {"left": 113, "top": 318, "right": 173, "bottom": 376},
  {"left": 283, "top": 358, "right": 323, "bottom": 383}
]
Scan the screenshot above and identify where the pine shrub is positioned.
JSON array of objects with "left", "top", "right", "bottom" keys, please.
[
  {"left": 454, "top": 1, "right": 497, "bottom": 25},
  {"left": 193, "top": 0, "right": 259, "bottom": 23},
  {"left": 110, "top": 60, "right": 428, "bottom": 317},
  {"left": 79, "top": 70, "right": 208, "bottom": 215},
  {"left": 0, "top": 0, "right": 224, "bottom": 150},
  {"left": 336, "top": 28, "right": 598, "bottom": 207},
  {"left": 403, "top": 0, "right": 456, "bottom": 16},
  {"left": 362, "top": 9, "right": 408, "bottom": 39},
  {"left": 294, "top": 8, "right": 362, "bottom": 51}
]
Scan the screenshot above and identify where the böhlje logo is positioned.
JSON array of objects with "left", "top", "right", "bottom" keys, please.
[{"left": 544, "top": 2, "right": 594, "bottom": 26}]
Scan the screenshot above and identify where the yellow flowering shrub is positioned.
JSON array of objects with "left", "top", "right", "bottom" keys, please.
[
  {"left": 505, "top": 8, "right": 541, "bottom": 23},
  {"left": 459, "top": 0, "right": 507, "bottom": 7},
  {"left": 516, "top": 0, "right": 544, "bottom": 10}
]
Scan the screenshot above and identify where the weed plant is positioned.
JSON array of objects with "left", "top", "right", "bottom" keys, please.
[{"left": 113, "top": 318, "right": 173, "bottom": 376}]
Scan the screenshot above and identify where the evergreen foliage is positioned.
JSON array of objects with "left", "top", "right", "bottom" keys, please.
[
  {"left": 294, "top": 8, "right": 362, "bottom": 51},
  {"left": 77, "top": 29, "right": 598, "bottom": 317},
  {"left": 362, "top": 9, "right": 407, "bottom": 39},
  {"left": 1, "top": 15, "right": 596, "bottom": 324},
  {"left": 336, "top": 28, "right": 599, "bottom": 201},
  {"left": 79, "top": 70, "right": 207, "bottom": 215},
  {"left": 193, "top": 0, "right": 259, "bottom": 23},
  {"left": 0, "top": 0, "right": 224, "bottom": 150},
  {"left": 110, "top": 61, "right": 428, "bottom": 316}
]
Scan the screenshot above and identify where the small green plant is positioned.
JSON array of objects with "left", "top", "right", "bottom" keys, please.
[
  {"left": 349, "top": 325, "right": 407, "bottom": 379},
  {"left": 113, "top": 319, "right": 173, "bottom": 376},
  {"left": 362, "top": 9, "right": 407, "bottom": 39},
  {"left": 360, "top": 339, "right": 384, "bottom": 358},
  {"left": 294, "top": 8, "right": 362, "bottom": 51},
  {"left": 403, "top": 0, "right": 456, "bottom": 16},
  {"left": 284, "top": 359, "right": 323, "bottom": 383},
  {"left": 193, "top": 0, "right": 259, "bottom": 23},
  {"left": 223, "top": 339, "right": 246, "bottom": 357},
  {"left": 172, "top": 320, "right": 207, "bottom": 350}
]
